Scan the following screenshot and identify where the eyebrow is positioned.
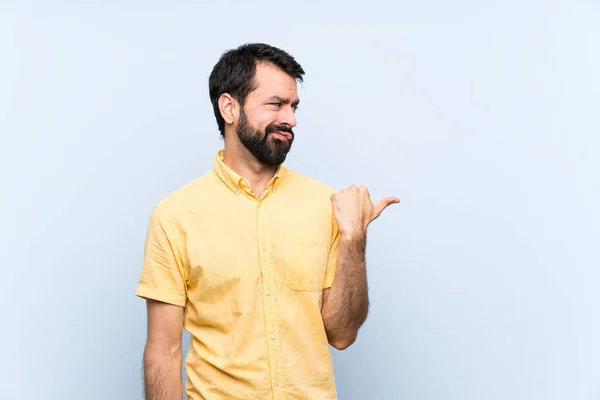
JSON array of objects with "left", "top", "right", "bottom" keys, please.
[{"left": 267, "top": 96, "right": 300, "bottom": 108}]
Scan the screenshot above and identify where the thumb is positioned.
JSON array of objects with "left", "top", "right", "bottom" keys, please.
[{"left": 372, "top": 196, "right": 400, "bottom": 220}]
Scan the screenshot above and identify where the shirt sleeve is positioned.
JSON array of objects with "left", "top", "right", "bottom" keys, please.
[
  {"left": 324, "top": 218, "right": 340, "bottom": 289},
  {"left": 135, "top": 206, "right": 188, "bottom": 307}
]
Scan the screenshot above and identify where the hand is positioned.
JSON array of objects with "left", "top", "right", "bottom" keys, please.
[{"left": 331, "top": 185, "right": 400, "bottom": 237}]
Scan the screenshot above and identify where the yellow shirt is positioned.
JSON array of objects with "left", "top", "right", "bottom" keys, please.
[{"left": 136, "top": 150, "right": 340, "bottom": 399}]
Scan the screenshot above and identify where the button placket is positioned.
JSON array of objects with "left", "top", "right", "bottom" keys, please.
[{"left": 256, "top": 200, "right": 283, "bottom": 394}]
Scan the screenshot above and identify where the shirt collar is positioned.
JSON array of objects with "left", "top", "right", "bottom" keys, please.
[{"left": 213, "top": 149, "right": 285, "bottom": 195}]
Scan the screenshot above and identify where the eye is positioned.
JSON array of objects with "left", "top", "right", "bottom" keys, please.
[
  {"left": 292, "top": 105, "right": 299, "bottom": 112},
  {"left": 269, "top": 103, "right": 282, "bottom": 108}
]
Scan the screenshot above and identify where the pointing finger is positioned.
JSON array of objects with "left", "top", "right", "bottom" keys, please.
[{"left": 372, "top": 196, "right": 400, "bottom": 220}]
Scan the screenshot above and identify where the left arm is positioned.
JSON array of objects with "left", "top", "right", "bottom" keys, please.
[
  {"left": 321, "top": 232, "right": 368, "bottom": 350},
  {"left": 321, "top": 185, "right": 399, "bottom": 350}
]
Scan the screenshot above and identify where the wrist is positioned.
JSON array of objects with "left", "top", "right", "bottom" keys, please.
[{"left": 339, "top": 228, "right": 366, "bottom": 243}]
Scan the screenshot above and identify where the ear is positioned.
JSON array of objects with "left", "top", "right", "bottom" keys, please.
[{"left": 218, "top": 93, "right": 239, "bottom": 127}]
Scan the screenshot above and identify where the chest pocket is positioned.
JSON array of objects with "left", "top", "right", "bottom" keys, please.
[{"left": 282, "top": 230, "right": 330, "bottom": 292}]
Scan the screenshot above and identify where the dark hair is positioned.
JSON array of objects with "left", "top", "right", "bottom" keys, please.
[{"left": 208, "top": 43, "right": 305, "bottom": 136}]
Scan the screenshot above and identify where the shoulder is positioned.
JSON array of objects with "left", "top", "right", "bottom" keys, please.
[
  {"left": 284, "top": 168, "right": 338, "bottom": 197},
  {"left": 281, "top": 168, "right": 338, "bottom": 215},
  {"left": 151, "top": 172, "right": 217, "bottom": 221},
  {"left": 282, "top": 168, "right": 339, "bottom": 234}
]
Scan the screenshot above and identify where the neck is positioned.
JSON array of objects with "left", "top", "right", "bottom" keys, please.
[{"left": 222, "top": 135, "right": 278, "bottom": 195}]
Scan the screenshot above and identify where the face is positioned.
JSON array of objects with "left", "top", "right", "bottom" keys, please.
[{"left": 235, "top": 63, "right": 299, "bottom": 166}]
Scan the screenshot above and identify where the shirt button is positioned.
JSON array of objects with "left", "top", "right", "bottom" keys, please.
[
  {"left": 265, "top": 289, "right": 271, "bottom": 296},
  {"left": 275, "top": 380, "right": 279, "bottom": 386},
  {"left": 270, "top": 334, "right": 276, "bottom": 341},
  {"left": 262, "top": 245, "right": 267, "bottom": 251}
]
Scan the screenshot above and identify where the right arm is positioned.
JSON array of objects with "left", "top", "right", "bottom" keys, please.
[
  {"left": 135, "top": 206, "right": 188, "bottom": 399},
  {"left": 143, "top": 298, "right": 184, "bottom": 400}
]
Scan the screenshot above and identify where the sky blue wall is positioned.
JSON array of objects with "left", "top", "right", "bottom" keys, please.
[{"left": 1, "top": 1, "right": 599, "bottom": 399}]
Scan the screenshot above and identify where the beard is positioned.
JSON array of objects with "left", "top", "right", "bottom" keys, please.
[{"left": 236, "top": 108, "right": 294, "bottom": 166}]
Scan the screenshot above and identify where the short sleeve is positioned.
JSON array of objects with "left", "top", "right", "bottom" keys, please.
[
  {"left": 324, "top": 220, "right": 340, "bottom": 289},
  {"left": 135, "top": 206, "right": 188, "bottom": 307}
]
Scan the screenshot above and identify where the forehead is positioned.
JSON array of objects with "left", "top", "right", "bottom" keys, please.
[{"left": 250, "top": 62, "right": 298, "bottom": 99}]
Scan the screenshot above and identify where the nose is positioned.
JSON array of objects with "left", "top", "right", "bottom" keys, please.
[{"left": 278, "top": 105, "right": 297, "bottom": 128}]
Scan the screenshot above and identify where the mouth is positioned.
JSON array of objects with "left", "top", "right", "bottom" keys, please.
[{"left": 271, "top": 131, "right": 293, "bottom": 141}]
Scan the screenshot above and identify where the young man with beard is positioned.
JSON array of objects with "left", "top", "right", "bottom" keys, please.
[{"left": 135, "top": 43, "right": 399, "bottom": 400}]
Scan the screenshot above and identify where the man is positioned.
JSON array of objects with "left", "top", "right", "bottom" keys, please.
[{"left": 135, "top": 43, "right": 399, "bottom": 400}]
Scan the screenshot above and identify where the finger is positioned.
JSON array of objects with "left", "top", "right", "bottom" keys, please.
[
  {"left": 359, "top": 185, "right": 371, "bottom": 200},
  {"left": 372, "top": 196, "right": 400, "bottom": 219}
]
